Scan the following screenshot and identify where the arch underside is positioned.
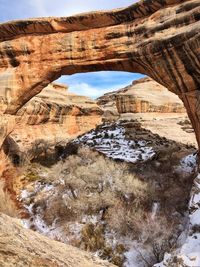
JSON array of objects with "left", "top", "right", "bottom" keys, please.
[{"left": 0, "top": 0, "right": 200, "bottom": 146}]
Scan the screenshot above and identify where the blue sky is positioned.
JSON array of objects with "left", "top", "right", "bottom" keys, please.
[
  {"left": 58, "top": 72, "right": 144, "bottom": 98},
  {"left": 1, "top": 0, "right": 144, "bottom": 98}
]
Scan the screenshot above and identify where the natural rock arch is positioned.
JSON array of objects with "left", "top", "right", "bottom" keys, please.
[{"left": 0, "top": 0, "right": 200, "bottom": 146}]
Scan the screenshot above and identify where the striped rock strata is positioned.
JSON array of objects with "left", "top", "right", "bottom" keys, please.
[
  {"left": 0, "top": 0, "right": 200, "bottom": 146},
  {"left": 98, "top": 77, "right": 186, "bottom": 115},
  {"left": 117, "top": 78, "right": 186, "bottom": 113},
  {"left": 2, "top": 83, "right": 102, "bottom": 163}
]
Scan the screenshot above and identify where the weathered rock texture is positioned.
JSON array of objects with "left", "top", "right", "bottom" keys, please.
[
  {"left": 0, "top": 115, "right": 15, "bottom": 174},
  {"left": 1, "top": 0, "right": 200, "bottom": 146},
  {"left": 15, "top": 82, "right": 102, "bottom": 130},
  {"left": 98, "top": 77, "right": 186, "bottom": 115},
  {"left": 97, "top": 92, "right": 119, "bottom": 120},
  {"left": 2, "top": 83, "right": 102, "bottom": 163},
  {"left": 0, "top": 213, "right": 115, "bottom": 267}
]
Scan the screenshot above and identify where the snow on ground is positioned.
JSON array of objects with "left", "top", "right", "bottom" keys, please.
[
  {"left": 179, "top": 174, "right": 200, "bottom": 264},
  {"left": 155, "top": 173, "right": 200, "bottom": 267},
  {"left": 177, "top": 153, "right": 197, "bottom": 174},
  {"left": 123, "top": 241, "right": 149, "bottom": 267},
  {"left": 20, "top": 181, "right": 81, "bottom": 242},
  {"left": 19, "top": 122, "right": 198, "bottom": 267},
  {"left": 74, "top": 123, "right": 155, "bottom": 163}
]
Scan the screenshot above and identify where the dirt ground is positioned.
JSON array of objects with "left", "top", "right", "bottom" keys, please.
[{"left": 120, "top": 113, "right": 197, "bottom": 147}]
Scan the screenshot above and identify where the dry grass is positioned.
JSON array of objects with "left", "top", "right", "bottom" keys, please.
[
  {"left": 21, "top": 145, "right": 192, "bottom": 266},
  {"left": 0, "top": 152, "right": 8, "bottom": 178},
  {"left": 0, "top": 152, "right": 19, "bottom": 218},
  {"left": 29, "top": 147, "right": 153, "bottom": 232},
  {"left": 0, "top": 179, "right": 18, "bottom": 217}
]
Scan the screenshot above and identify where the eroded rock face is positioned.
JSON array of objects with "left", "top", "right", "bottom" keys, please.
[
  {"left": 0, "top": 115, "right": 15, "bottom": 173},
  {"left": 0, "top": 0, "right": 200, "bottom": 146},
  {"left": 97, "top": 93, "right": 120, "bottom": 120},
  {"left": 15, "top": 82, "right": 102, "bottom": 129},
  {"left": 117, "top": 78, "right": 187, "bottom": 113},
  {"left": 0, "top": 213, "right": 115, "bottom": 267},
  {"left": 98, "top": 77, "right": 186, "bottom": 116},
  {"left": 3, "top": 83, "right": 102, "bottom": 163},
  {"left": 0, "top": 115, "right": 15, "bottom": 149}
]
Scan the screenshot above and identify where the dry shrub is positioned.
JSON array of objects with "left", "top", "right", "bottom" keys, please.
[
  {"left": 0, "top": 152, "right": 9, "bottom": 177},
  {"left": 22, "top": 146, "right": 182, "bottom": 266},
  {"left": 0, "top": 179, "right": 18, "bottom": 217},
  {"left": 107, "top": 204, "right": 177, "bottom": 265},
  {"left": 42, "top": 192, "right": 77, "bottom": 225},
  {"left": 39, "top": 147, "right": 152, "bottom": 231},
  {"left": 108, "top": 206, "right": 176, "bottom": 265},
  {"left": 135, "top": 215, "right": 176, "bottom": 266}
]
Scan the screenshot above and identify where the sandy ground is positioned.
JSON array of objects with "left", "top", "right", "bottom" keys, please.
[{"left": 120, "top": 113, "right": 197, "bottom": 148}]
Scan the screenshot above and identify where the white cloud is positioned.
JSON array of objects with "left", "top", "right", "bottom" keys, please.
[
  {"left": 57, "top": 71, "right": 144, "bottom": 98},
  {"left": 68, "top": 82, "right": 130, "bottom": 99},
  {"left": 1, "top": 0, "right": 138, "bottom": 23},
  {"left": 25, "top": 0, "right": 137, "bottom": 18},
  {"left": 29, "top": 0, "right": 49, "bottom": 17}
]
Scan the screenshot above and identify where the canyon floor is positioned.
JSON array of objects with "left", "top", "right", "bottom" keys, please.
[
  {"left": 1, "top": 0, "right": 200, "bottom": 266},
  {"left": 6, "top": 114, "right": 197, "bottom": 267},
  {"left": 120, "top": 113, "right": 197, "bottom": 148},
  {"left": 0, "top": 79, "right": 199, "bottom": 267}
]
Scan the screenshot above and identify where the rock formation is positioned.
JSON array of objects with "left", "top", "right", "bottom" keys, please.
[
  {"left": 2, "top": 83, "right": 102, "bottom": 164},
  {"left": 97, "top": 94, "right": 119, "bottom": 120},
  {"left": 15, "top": 82, "right": 102, "bottom": 131},
  {"left": 0, "top": 213, "right": 115, "bottom": 267},
  {"left": 0, "top": 0, "right": 200, "bottom": 146},
  {"left": 98, "top": 77, "right": 186, "bottom": 115}
]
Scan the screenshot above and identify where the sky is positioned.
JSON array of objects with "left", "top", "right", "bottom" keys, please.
[{"left": 0, "top": 0, "right": 144, "bottom": 98}]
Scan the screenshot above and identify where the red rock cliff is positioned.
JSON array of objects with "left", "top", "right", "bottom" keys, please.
[
  {"left": 116, "top": 77, "right": 186, "bottom": 113},
  {"left": 0, "top": 0, "right": 200, "bottom": 146},
  {"left": 98, "top": 77, "right": 186, "bottom": 115},
  {"left": 3, "top": 83, "right": 102, "bottom": 163}
]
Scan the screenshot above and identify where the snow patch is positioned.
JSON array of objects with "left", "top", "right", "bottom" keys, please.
[
  {"left": 178, "top": 153, "right": 197, "bottom": 174},
  {"left": 154, "top": 173, "right": 200, "bottom": 267},
  {"left": 74, "top": 124, "right": 155, "bottom": 163}
]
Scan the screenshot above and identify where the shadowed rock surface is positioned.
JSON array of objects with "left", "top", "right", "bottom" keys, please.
[{"left": 0, "top": 213, "right": 115, "bottom": 267}]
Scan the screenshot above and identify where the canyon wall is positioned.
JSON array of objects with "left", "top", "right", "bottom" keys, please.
[
  {"left": 117, "top": 78, "right": 185, "bottom": 114},
  {"left": 3, "top": 83, "right": 102, "bottom": 164},
  {"left": 0, "top": 0, "right": 200, "bottom": 146},
  {"left": 98, "top": 77, "right": 186, "bottom": 115}
]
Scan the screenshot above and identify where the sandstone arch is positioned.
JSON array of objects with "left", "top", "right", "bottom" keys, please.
[{"left": 0, "top": 0, "right": 200, "bottom": 146}]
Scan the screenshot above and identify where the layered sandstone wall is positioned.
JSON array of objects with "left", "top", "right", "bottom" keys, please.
[
  {"left": 3, "top": 83, "right": 102, "bottom": 163},
  {"left": 116, "top": 77, "right": 186, "bottom": 114},
  {"left": 97, "top": 77, "right": 186, "bottom": 116},
  {"left": 0, "top": 0, "right": 199, "bottom": 145}
]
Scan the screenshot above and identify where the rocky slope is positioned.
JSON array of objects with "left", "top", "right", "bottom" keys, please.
[
  {"left": 0, "top": 213, "right": 115, "bottom": 267},
  {"left": 97, "top": 77, "right": 186, "bottom": 117},
  {"left": 0, "top": 0, "right": 200, "bottom": 147},
  {"left": 121, "top": 113, "right": 197, "bottom": 148},
  {"left": 2, "top": 83, "right": 102, "bottom": 164}
]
